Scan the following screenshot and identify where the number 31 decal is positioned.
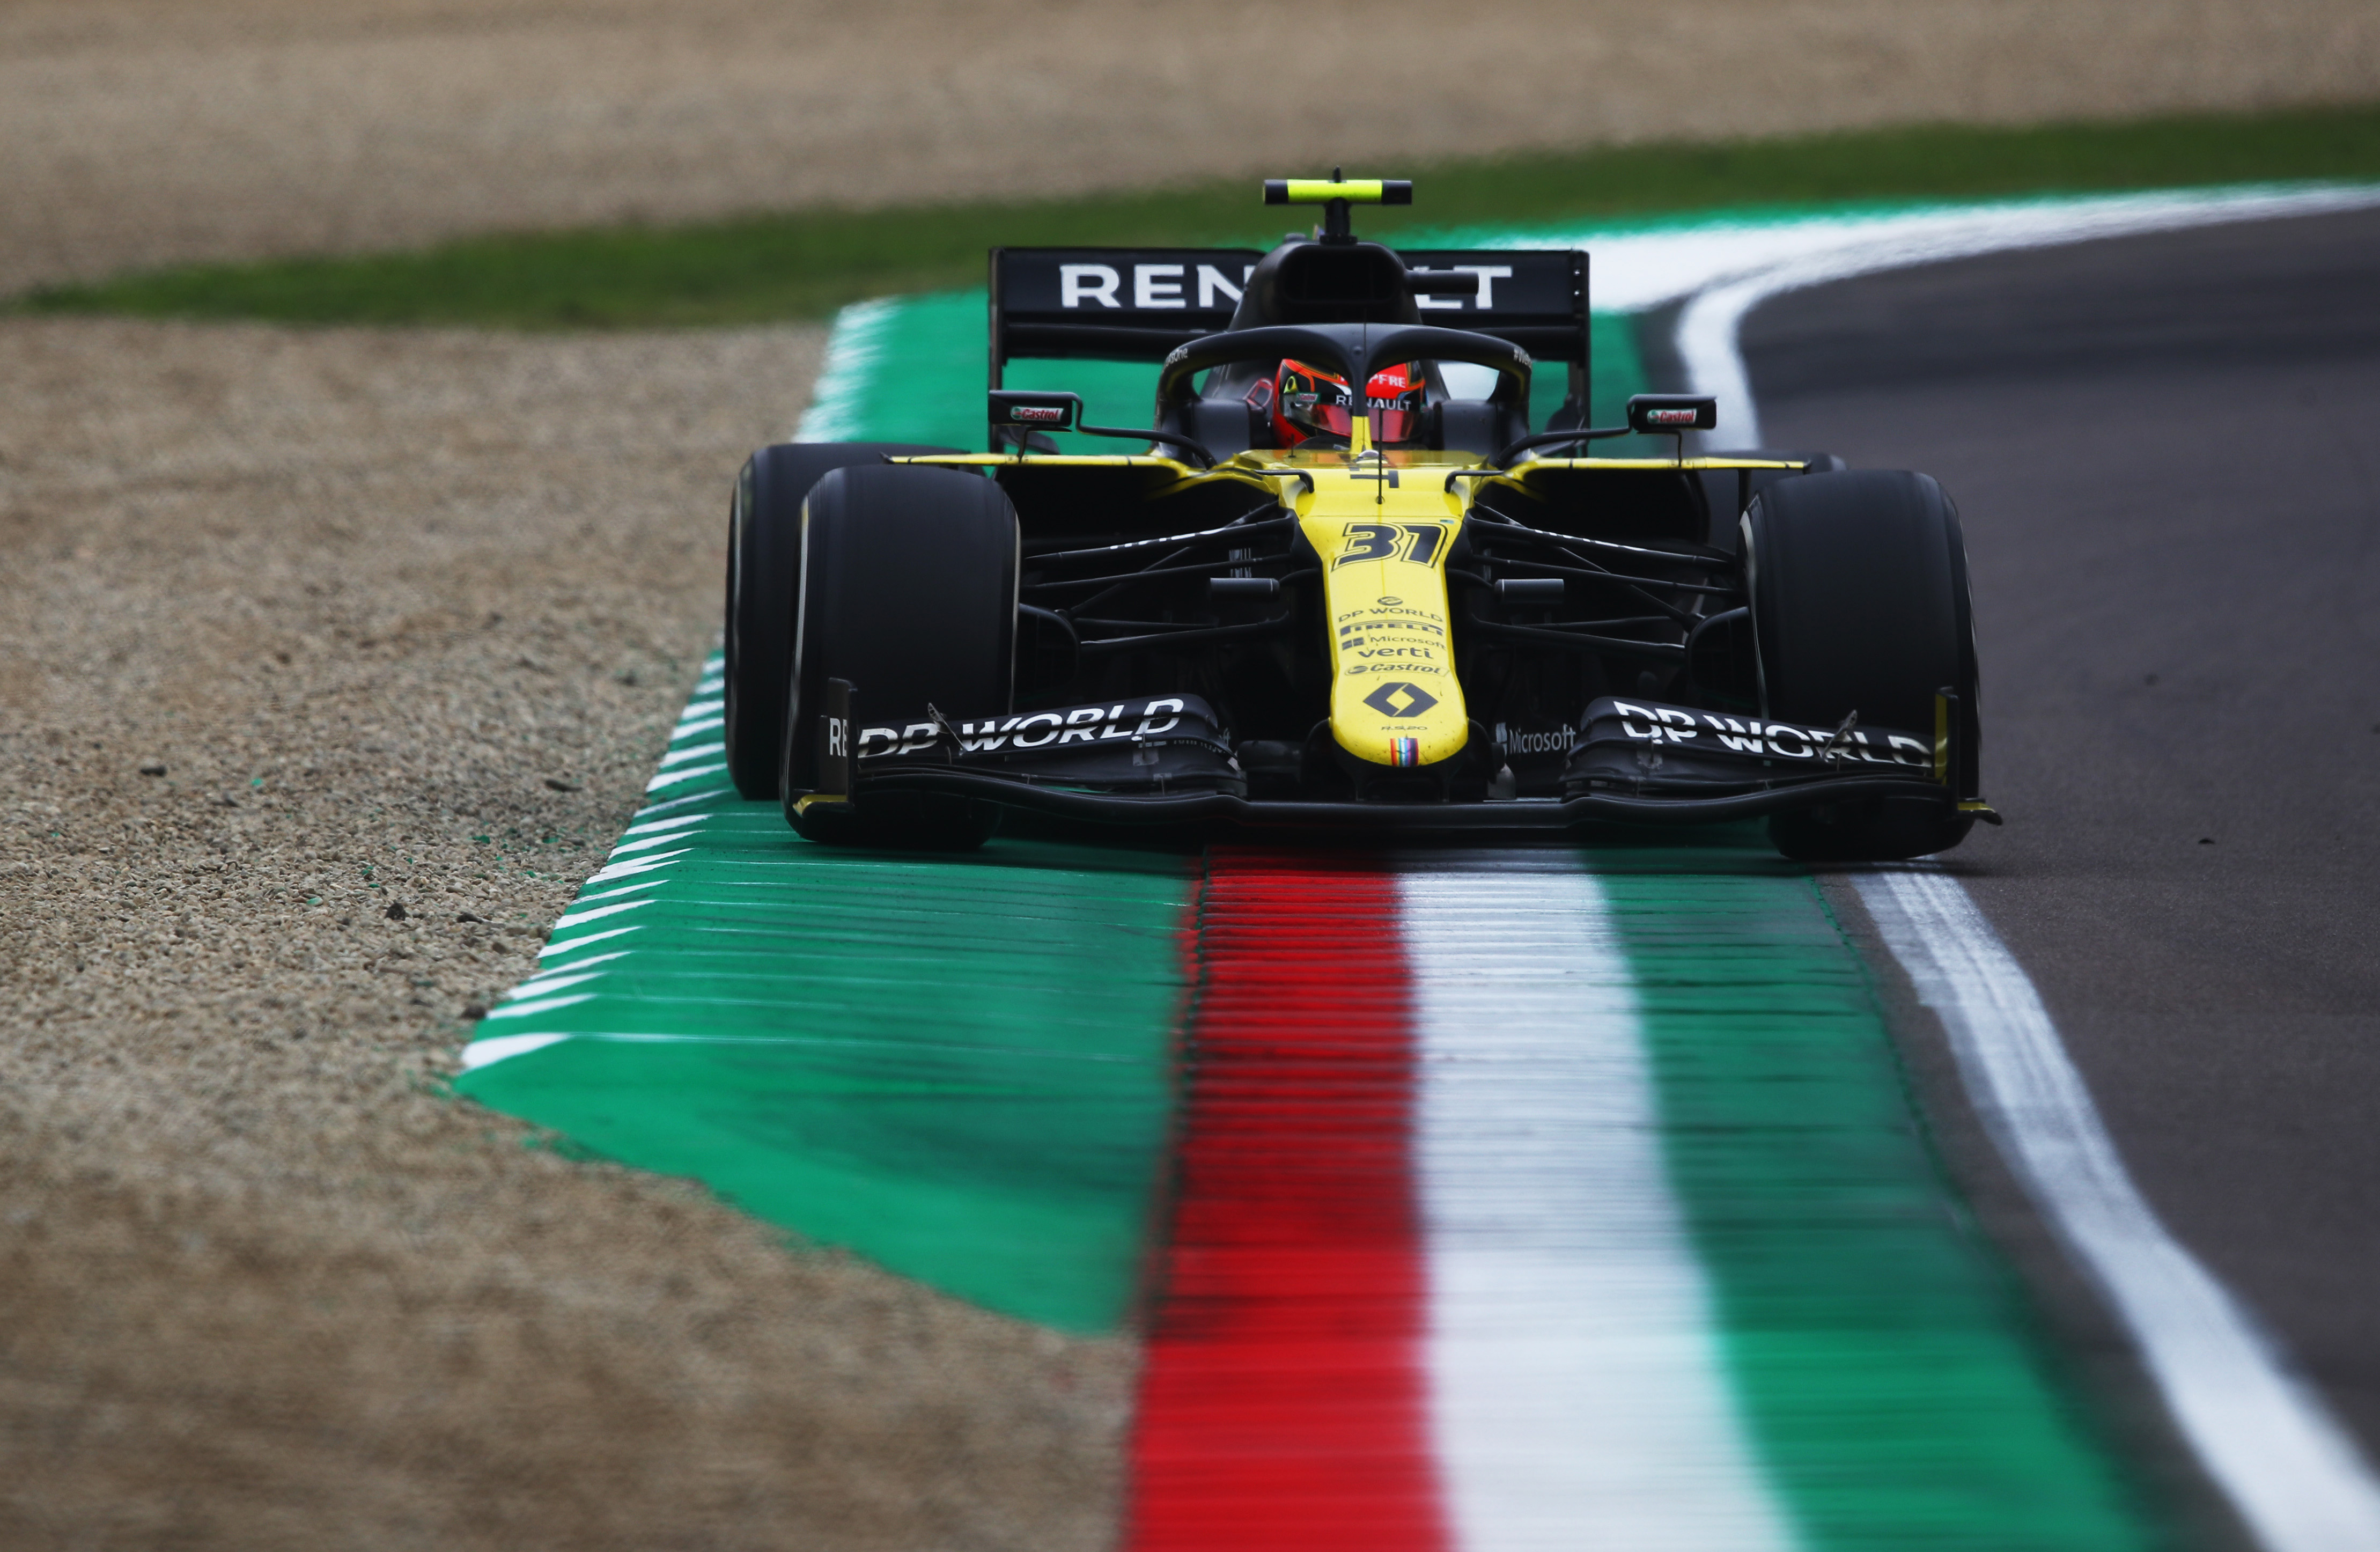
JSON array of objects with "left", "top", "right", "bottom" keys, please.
[{"left": 1335, "top": 523, "right": 1446, "bottom": 568}]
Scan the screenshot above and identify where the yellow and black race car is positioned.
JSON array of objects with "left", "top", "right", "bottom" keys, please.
[{"left": 720, "top": 179, "right": 1993, "bottom": 860}]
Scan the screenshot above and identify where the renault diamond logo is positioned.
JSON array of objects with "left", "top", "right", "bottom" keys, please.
[{"left": 1363, "top": 681, "right": 1439, "bottom": 719}]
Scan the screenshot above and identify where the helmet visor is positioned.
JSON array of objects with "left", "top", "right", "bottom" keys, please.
[{"left": 1277, "top": 361, "right": 1355, "bottom": 440}]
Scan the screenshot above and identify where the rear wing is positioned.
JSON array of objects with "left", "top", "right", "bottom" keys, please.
[{"left": 988, "top": 246, "right": 1589, "bottom": 391}]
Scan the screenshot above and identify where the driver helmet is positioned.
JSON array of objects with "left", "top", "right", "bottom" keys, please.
[{"left": 1256, "top": 358, "right": 1426, "bottom": 446}]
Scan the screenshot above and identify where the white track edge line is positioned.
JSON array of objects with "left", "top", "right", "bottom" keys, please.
[{"left": 1853, "top": 871, "right": 2380, "bottom": 1551}]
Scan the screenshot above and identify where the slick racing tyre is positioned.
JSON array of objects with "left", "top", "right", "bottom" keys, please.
[
  {"left": 1696, "top": 450, "right": 1845, "bottom": 550},
  {"left": 723, "top": 442, "right": 960, "bottom": 799},
  {"left": 1743, "top": 468, "right": 1980, "bottom": 862},
  {"left": 780, "top": 463, "right": 1018, "bottom": 850}
]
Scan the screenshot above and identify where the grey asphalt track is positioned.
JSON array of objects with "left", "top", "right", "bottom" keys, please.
[{"left": 1738, "top": 208, "right": 2380, "bottom": 1480}]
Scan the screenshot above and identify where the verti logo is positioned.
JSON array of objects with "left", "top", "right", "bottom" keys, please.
[{"left": 1362, "top": 681, "right": 1439, "bottom": 719}]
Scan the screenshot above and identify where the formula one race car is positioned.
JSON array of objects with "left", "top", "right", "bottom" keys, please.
[{"left": 721, "top": 178, "right": 1994, "bottom": 860}]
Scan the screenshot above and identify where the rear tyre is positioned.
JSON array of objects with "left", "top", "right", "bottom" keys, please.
[
  {"left": 781, "top": 464, "right": 1018, "bottom": 850},
  {"left": 1743, "top": 468, "right": 1980, "bottom": 862},
  {"left": 723, "top": 442, "right": 960, "bottom": 799}
]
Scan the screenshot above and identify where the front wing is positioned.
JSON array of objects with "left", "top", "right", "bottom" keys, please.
[{"left": 802, "top": 692, "right": 1967, "bottom": 831}]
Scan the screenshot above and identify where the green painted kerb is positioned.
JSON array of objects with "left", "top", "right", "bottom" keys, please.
[
  {"left": 1593, "top": 838, "right": 2165, "bottom": 1549},
  {"left": 460, "top": 667, "right": 1195, "bottom": 1333}
]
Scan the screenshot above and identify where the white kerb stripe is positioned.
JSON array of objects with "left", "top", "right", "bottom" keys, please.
[
  {"left": 463, "top": 1032, "right": 572, "bottom": 1070},
  {"left": 515, "top": 951, "right": 630, "bottom": 987},
  {"left": 483, "top": 990, "right": 596, "bottom": 1021},
  {"left": 1856, "top": 869, "right": 2380, "bottom": 1552},
  {"left": 583, "top": 850, "right": 687, "bottom": 885},
  {"left": 629, "top": 786, "right": 731, "bottom": 820},
  {"left": 538, "top": 923, "right": 644, "bottom": 959},
  {"left": 622, "top": 810, "right": 711, "bottom": 838},
  {"left": 609, "top": 829, "right": 705, "bottom": 858},
  {"left": 549, "top": 897, "right": 654, "bottom": 931},
  {"left": 646, "top": 761, "right": 727, "bottom": 793},
  {"left": 496, "top": 970, "right": 605, "bottom": 1003},
  {"left": 1401, "top": 858, "right": 1793, "bottom": 1552}
]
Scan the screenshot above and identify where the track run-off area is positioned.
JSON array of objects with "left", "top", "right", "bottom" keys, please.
[{"left": 461, "top": 188, "right": 2380, "bottom": 1550}]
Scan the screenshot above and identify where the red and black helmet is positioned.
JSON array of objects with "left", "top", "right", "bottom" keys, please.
[{"left": 1255, "top": 359, "right": 1426, "bottom": 446}]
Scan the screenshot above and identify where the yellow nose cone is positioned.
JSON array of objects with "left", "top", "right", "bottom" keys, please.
[{"left": 1298, "top": 458, "right": 1469, "bottom": 768}]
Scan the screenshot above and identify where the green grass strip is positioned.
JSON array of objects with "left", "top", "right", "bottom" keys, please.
[{"left": 18, "top": 102, "right": 2380, "bottom": 329}]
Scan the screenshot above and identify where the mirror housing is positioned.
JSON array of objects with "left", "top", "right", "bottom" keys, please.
[
  {"left": 1626, "top": 394, "right": 1718, "bottom": 435},
  {"left": 989, "top": 390, "right": 1081, "bottom": 435}
]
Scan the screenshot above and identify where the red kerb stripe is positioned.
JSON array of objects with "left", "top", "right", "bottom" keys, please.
[{"left": 1125, "top": 847, "right": 1449, "bottom": 1552}]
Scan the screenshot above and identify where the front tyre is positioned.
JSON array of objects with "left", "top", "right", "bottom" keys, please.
[
  {"left": 1695, "top": 449, "right": 1845, "bottom": 550},
  {"left": 1743, "top": 468, "right": 1981, "bottom": 862},
  {"left": 781, "top": 464, "right": 1018, "bottom": 850},
  {"left": 722, "top": 442, "right": 960, "bottom": 800}
]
